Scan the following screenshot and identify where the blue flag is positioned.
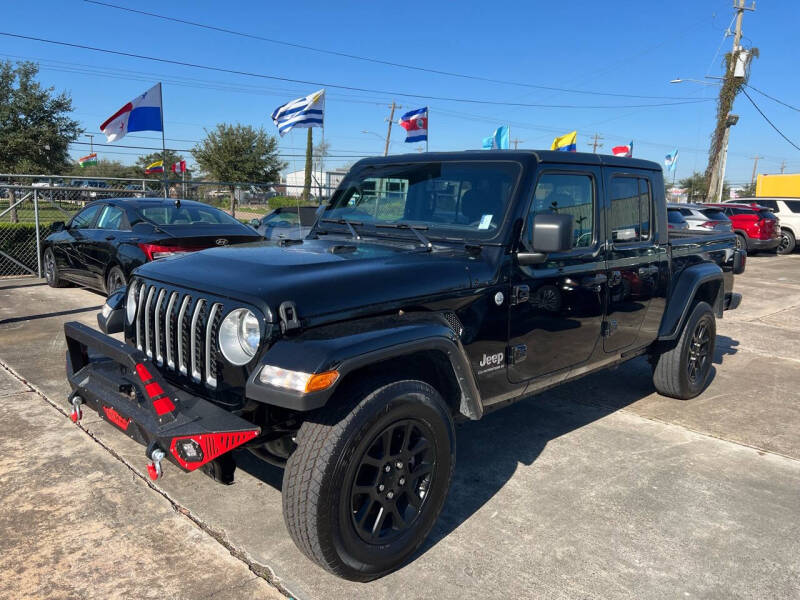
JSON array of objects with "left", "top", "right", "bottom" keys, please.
[
  {"left": 482, "top": 125, "right": 510, "bottom": 150},
  {"left": 664, "top": 148, "right": 679, "bottom": 173}
]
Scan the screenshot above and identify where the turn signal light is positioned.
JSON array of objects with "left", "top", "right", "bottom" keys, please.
[{"left": 305, "top": 370, "right": 340, "bottom": 393}]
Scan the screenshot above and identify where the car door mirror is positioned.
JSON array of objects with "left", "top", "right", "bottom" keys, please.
[
  {"left": 249, "top": 218, "right": 260, "bottom": 227},
  {"left": 51, "top": 221, "right": 65, "bottom": 232},
  {"left": 518, "top": 213, "right": 574, "bottom": 265}
]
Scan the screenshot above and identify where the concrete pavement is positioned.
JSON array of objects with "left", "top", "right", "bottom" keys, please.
[{"left": 1, "top": 254, "right": 799, "bottom": 599}]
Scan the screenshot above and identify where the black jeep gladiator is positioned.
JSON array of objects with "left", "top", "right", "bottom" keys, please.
[{"left": 64, "top": 150, "right": 744, "bottom": 581}]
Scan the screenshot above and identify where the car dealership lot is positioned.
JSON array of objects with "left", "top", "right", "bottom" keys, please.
[{"left": 1, "top": 255, "right": 799, "bottom": 599}]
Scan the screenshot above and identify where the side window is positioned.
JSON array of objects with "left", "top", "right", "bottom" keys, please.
[
  {"left": 609, "top": 176, "right": 652, "bottom": 243},
  {"left": 527, "top": 173, "right": 595, "bottom": 249},
  {"left": 785, "top": 200, "right": 800, "bottom": 214},
  {"left": 70, "top": 204, "right": 100, "bottom": 229},
  {"left": 757, "top": 199, "right": 778, "bottom": 211},
  {"left": 96, "top": 205, "right": 126, "bottom": 230}
]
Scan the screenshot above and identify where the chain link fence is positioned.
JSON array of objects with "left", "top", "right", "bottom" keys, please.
[{"left": 0, "top": 174, "right": 338, "bottom": 279}]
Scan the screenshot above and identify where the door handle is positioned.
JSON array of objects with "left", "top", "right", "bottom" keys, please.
[
  {"left": 105, "top": 235, "right": 116, "bottom": 241},
  {"left": 580, "top": 273, "right": 608, "bottom": 290}
]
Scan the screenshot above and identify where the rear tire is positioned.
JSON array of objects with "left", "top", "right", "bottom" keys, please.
[
  {"left": 282, "top": 379, "right": 455, "bottom": 581},
  {"left": 734, "top": 233, "right": 748, "bottom": 252},
  {"left": 653, "top": 301, "right": 716, "bottom": 400},
  {"left": 777, "top": 229, "right": 796, "bottom": 255},
  {"left": 106, "top": 265, "right": 126, "bottom": 295},
  {"left": 43, "top": 248, "right": 69, "bottom": 288}
]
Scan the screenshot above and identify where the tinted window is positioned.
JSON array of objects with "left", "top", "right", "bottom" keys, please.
[
  {"left": 784, "top": 200, "right": 800, "bottom": 213},
  {"left": 528, "top": 173, "right": 595, "bottom": 249},
  {"left": 756, "top": 199, "right": 778, "bottom": 211},
  {"left": 264, "top": 211, "right": 300, "bottom": 227},
  {"left": 758, "top": 210, "right": 777, "bottom": 220},
  {"left": 70, "top": 204, "right": 100, "bottom": 229},
  {"left": 668, "top": 210, "right": 686, "bottom": 223},
  {"left": 700, "top": 209, "right": 729, "bottom": 221},
  {"left": 136, "top": 205, "right": 241, "bottom": 226},
  {"left": 678, "top": 208, "right": 693, "bottom": 216},
  {"left": 324, "top": 161, "right": 521, "bottom": 240},
  {"left": 730, "top": 207, "right": 756, "bottom": 216},
  {"left": 609, "top": 176, "right": 652, "bottom": 243},
  {"left": 96, "top": 205, "right": 126, "bottom": 230}
]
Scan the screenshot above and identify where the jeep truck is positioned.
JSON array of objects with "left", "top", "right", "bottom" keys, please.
[{"left": 64, "top": 151, "right": 745, "bottom": 581}]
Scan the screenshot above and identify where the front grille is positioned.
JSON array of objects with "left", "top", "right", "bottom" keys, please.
[{"left": 133, "top": 281, "right": 222, "bottom": 388}]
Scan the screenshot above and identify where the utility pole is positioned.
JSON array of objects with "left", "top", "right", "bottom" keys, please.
[
  {"left": 706, "top": 0, "right": 755, "bottom": 202},
  {"left": 511, "top": 137, "right": 525, "bottom": 150},
  {"left": 588, "top": 133, "right": 603, "bottom": 154},
  {"left": 749, "top": 155, "right": 761, "bottom": 185},
  {"left": 86, "top": 134, "right": 94, "bottom": 154},
  {"left": 384, "top": 101, "right": 400, "bottom": 157},
  {"left": 780, "top": 160, "right": 787, "bottom": 174}
]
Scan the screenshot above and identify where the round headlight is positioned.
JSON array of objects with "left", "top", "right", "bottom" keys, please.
[
  {"left": 126, "top": 282, "right": 138, "bottom": 323},
  {"left": 219, "top": 308, "right": 261, "bottom": 365}
]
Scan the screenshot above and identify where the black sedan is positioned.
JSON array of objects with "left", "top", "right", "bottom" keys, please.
[{"left": 42, "top": 198, "right": 263, "bottom": 294}]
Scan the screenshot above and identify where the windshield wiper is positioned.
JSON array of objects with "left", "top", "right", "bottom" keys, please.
[
  {"left": 321, "top": 218, "right": 362, "bottom": 240},
  {"left": 136, "top": 213, "right": 176, "bottom": 238},
  {"left": 375, "top": 223, "right": 433, "bottom": 251}
]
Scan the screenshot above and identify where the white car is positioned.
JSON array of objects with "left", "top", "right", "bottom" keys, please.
[
  {"left": 668, "top": 203, "right": 733, "bottom": 233},
  {"left": 730, "top": 198, "right": 799, "bottom": 254}
]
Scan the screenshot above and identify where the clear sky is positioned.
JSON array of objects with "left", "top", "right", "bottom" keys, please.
[{"left": 2, "top": 0, "right": 798, "bottom": 184}]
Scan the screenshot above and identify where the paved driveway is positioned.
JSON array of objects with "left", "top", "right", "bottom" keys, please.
[{"left": 0, "top": 254, "right": 799, "bottom": 599}]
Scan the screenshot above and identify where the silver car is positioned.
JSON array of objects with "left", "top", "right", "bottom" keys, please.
[{"left": 667, "top": 203, "right": 733, "bottom": 232}]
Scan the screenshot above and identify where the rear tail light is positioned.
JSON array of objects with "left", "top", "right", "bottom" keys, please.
[
  {"left": 138, "top": 243, "right": 201, "bottom": 261},
  {"left": 699, "top": 221, "right": 716, "bottom": 229}
]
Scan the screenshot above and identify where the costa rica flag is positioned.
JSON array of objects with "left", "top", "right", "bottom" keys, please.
[{"left": 398, "top": 107, "right": 428, "bottom": 143}]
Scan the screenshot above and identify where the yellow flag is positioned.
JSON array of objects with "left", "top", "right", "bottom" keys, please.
[{"left": 551, "top": 131, "right": 577, "bottom": 152}]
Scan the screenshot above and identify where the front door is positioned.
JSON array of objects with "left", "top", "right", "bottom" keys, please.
[{"left": 508, "top": 168, "right": 606, "bottom": 383}]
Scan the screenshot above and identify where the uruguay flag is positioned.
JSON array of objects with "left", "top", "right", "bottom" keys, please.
[
  {"left": 272, "top": 89, "right": 325, "bottom": 136},
  {"left": 100, "top": 83, "right": 163, "bottom": 143},
  {"left": 399, "top": 107, "right": 428, "bottom": 143}
]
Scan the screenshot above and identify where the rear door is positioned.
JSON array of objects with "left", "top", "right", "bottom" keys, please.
[
  {"left": 603, "top": 170, "right": 664, "bottom": 352},
  {"left": 508, "top": 166, "right": 607, "bottom": 383}
]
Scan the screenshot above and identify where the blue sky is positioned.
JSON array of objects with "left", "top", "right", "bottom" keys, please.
[{"left": 2, "top": 0, "right": 798, "bottom": 184}]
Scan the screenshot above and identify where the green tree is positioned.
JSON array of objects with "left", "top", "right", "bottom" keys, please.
[
  {"left": 67, "top": 158, "right": 140, "bottom": 179},
  {"left": 0, "top": 61, "right": 81, "bottom": 174},
  {"left": 739, "top": 181, "right": 756, "bottom": 198},
  {"left": 192, "top": 123, "right": 285, "bottom": 216},
  {"left": 679, "top": 171, "right": 730, "bottom": 203}
]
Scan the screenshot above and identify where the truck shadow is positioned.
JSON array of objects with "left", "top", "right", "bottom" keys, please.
[{"left": 235, "top": 334, "right": 742, "bottom": 566}]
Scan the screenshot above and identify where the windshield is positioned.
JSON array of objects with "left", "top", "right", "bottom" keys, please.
[
  {"left": 320, "top": 161, "right": 521, "bottom": 240},
  {"left": 135, "top": 204, "right": 242, "bottom": 226}
]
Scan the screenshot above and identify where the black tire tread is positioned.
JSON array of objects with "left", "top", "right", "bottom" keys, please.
[
  {"left": 778, "top": 229, "right": 796, "bottom": 255},
  {"left": 44, "top": 249, "right": 69, "bottom": 288}
]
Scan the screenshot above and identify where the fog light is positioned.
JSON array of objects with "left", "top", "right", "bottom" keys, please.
[
  {"left": 258, "top": 366, "right": 339, "bottom": 393},
  {"left": 175, "top": 438, "right": 204, "bottom": 463}
]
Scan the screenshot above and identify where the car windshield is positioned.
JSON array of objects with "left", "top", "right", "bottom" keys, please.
[
  {"left": 700, "top": 209, "right": 729, "bottom": 221},
  {"left": 264, "top": 211, "right": 300, "bottom": 226},
  {"left": 135, "top": 204, "right": 241, "bottom": 226},
  {"left": 320, "top": 161, "right": 521, "bottom": 240}
]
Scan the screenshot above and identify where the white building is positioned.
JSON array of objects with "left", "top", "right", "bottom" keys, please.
[{"left": 283, "top": 169, "right": 349, "bottom": 198}]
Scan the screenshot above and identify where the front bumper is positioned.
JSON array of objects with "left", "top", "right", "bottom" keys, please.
[{"left": 65, "top": 321, "right": 259, "bottom": 479}]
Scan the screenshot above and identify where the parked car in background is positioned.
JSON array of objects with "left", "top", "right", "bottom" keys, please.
[
  {"left": 250, "top": 205, "right": 318, "bottom": 240},
  {"left": 706, "top": 202, "right": 781, "bottom": 253},
  {"left": 666, "top": 206, "right": 690, "bottom": 231},
  {"left": 69, "top": 179, "right": 111, "bottom": 200},
  {"left": 667, "top": 203, "right": 732, "bottom": 233},
  {"left": 729, "top": 198, "right": 800, "bottom": 254},
  {"left": 42, "top": 198, "right": 263, "bottom": 295}
]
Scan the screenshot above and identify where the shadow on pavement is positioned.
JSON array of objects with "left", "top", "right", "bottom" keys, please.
[{"left": 0, "top": 305, "right": 103, "bottom": 326}]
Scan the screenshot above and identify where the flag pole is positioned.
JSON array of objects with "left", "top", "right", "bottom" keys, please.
[
  {"left": 159, "top": 82, "right": 167, "bottom": 199},
  {"left": 426, "top": 108, "right": 429, "bottom": 153}
]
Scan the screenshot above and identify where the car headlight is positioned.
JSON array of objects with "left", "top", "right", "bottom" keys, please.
[
  {"left": 126, "top": 282, "right": 138, "bottom": 323},
  {"left": 219, "top": 309, "right": 261, "bottom": 365},
  {"left": 258, "top": 365, "right": 339, "bottom": 393}
]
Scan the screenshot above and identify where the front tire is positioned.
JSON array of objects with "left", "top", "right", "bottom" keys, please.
[
  {"left": 282, "top": 379, "right": 455, "bottom": 581},
  {"left": 734, "top": 233, "right": 748, "bottom": 252},
  {"left": 106, "top": 265, "right": 126, "bottom": 295},
  {"left": 653, "top": 301, "right": 716, "bottom": 400},
  {"left": 777, "top": 229, "right": 796, "bottom": 255}
]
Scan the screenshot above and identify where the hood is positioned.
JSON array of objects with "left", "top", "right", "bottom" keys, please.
[{"left": 134, "top": 238, "right": 483, "bottom": 321}]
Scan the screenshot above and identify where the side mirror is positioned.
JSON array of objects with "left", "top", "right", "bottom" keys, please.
[
  {"left": 249, "top": 218, "right": 260, "bottom": 227},
  {"left": 97, "top": 287, "right": 126, "bottom": 334},
  {"left": 518, "top": 213, "right": 574, "bottom": 265},
  {"left": 51, "top": 221, "right": 65, "bottom": 232}
]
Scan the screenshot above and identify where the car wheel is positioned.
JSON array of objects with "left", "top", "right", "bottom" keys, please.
[
  {"left": 105, "top": 266, "right": 127, "bottom": 295},
  {"left": 43, "top": 248, "right": 69, "bottom": 288},
  {"left": 652, "top": 301, "right": 716, "bottom": 400},
  {"left": 734, "top": 233, "right": 748, "bottom": 252},
  {"left": 282, "top": 379, "right": 455, "bottom": 581},
  {"left": 777, "top": 229, "right": 796, "bottom": 255}
]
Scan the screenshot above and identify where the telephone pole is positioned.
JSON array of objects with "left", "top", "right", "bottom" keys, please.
[
  {"left": 780, "top": 160, "right": 787, "bottom": 174},
  {"left": 706, "top": 0, "right": 755, "bottom": 202},
  {"left": 86, "top": 133, "right": 94, "bottom": 154},
  {"left": 750, "top": 154, "right": 761, "bottom": 184},
  {"left": 384, "top": 101, "right": 400, "bottom": 157},
  {"left": 511, "top": 137, "right": 525, "bottom": 150},
  {"left": 588, "top": 133, "right": 603, "bottom": 154}
]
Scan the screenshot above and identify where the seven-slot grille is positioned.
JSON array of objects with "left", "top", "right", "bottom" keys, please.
[{"left": 133, "top": 282, "right": 224, "bottom": 388}]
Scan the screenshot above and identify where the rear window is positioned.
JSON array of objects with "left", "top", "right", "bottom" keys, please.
[
  {"left": 667, "top": 210, "right": 687, "bottom": 223},
  {"left": 758, "top": 210, "right": 777, "bottom": 220},
  {"left": 136, "top": 204, "right": 241, "bottom": 226},
  {"left": 700, "top": 209, "right": 729, "bottom": 221}
]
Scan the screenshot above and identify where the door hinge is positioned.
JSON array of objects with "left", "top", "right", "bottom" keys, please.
[{"left": 511, "top": 285, "right": 530, "bottom": 305}]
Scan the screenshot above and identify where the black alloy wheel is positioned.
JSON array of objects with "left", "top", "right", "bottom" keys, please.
[
  {"left": 106, "top": 266, "right": 126, "bottom": 295},
  {"left": 43, "top": 248, "right": 67, "bottom": 288},
  {"left": 350, "top": 418, "right": 436, "bottom": 544},
  {"left": 687, "top": 318, "right": 712, "bottom": 385}
]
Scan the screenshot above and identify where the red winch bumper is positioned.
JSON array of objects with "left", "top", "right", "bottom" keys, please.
[{"left": 65, "top": 321, "right": 260, "bottom": 481}]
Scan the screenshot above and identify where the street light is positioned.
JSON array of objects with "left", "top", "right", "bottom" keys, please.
[
  {"left": 361, "top": 130, "right": 385, "bottom": 142},
  {"left": 669, "top": 78, "right": 721, "bottom": 86}
]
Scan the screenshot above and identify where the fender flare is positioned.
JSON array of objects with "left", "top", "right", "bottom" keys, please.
[
  {"left": 658, "top": 262, "right": 723, "bottom": 341},
  {"left": 245, "top": 315, "right": 484, "bottom": 419}
]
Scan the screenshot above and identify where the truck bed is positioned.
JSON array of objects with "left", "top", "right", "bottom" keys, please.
[{"left": 667, "top": 230, "right": 738, "bottom": 296}]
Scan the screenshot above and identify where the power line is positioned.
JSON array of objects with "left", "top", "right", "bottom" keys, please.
[
  {"left": 745, "top": 83, "right": 800, "bottom": 113},
  {"left": 84, "top": 0, "right": 707, "bottom": 102},
  {"left": 68, "top": 140, "right": 372, "bottom": 158},
  {"left": 741, "top": 88, "right": 800, "bottom": 152},
  {"left": 0, "top": 31, "right": 713, "bottom": 110}
]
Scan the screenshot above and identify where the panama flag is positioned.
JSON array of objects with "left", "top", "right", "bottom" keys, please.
[
  {"left": 100, "top": 83, "right": 163, "bottom": 143},
  {"left": 399, "top": 107, "right": 428, "bottom": 143},
  {"left": 612, "top": 141, "right": 633, "bottom": 157}
]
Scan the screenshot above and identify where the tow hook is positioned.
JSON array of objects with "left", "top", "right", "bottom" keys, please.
[
  {"left": 70, "top": 395, "right": 83, "bottom": 423},
  {"left": 146, "top": 448, "right": 166, "bottom": 481}
]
